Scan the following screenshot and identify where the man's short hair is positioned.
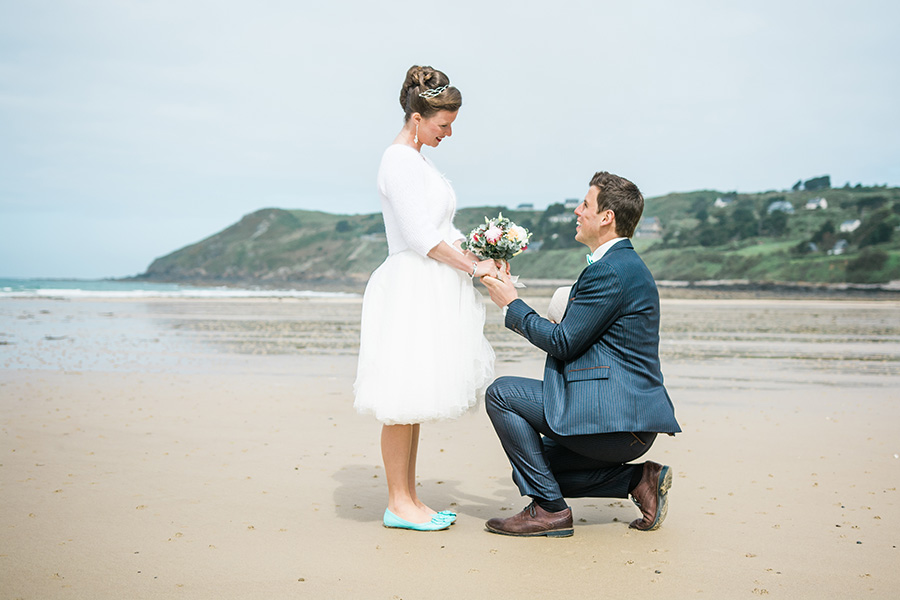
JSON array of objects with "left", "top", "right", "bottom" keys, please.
[{"left": 589, "top": 171, "right": 644, "bottom": 238}]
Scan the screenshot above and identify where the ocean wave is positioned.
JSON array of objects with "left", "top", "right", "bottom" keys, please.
[{"left": 0, "top": 287, "right": 359, "bottom": 299}]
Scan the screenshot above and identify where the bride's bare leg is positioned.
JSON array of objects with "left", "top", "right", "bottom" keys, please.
[
  {"left": 382, "top": 424, "right": 432, "bottom": 524},
  {"left": 407, "top": 424, "right": 437, "bottom": 515}
]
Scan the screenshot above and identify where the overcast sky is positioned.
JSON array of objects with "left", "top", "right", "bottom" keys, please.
[{"left": 2, "top": 0, "right": 898, "bottom": 278}]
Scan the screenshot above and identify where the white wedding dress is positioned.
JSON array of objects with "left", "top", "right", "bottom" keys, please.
[{"left": 353, "top": 145, "right": 494, "bottom": 424}]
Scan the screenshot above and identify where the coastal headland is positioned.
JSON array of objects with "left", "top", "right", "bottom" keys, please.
[{"left": 131, "top": 185, "right": 900, "bottom": 289}]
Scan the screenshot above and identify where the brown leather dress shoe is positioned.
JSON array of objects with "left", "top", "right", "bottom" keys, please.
[
  {"left": 485, "top": 502, "right": 574, "bottom": 537},
  {"left": 628, "top": 461, "right": 672, "bottom": 531}
]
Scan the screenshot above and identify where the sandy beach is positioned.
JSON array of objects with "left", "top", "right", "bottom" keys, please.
[{"left": 2, "top": 294, "right": 899, "bottom": 598}]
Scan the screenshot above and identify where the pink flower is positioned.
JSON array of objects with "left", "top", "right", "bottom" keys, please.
[{"left": 484, "top": 225, "right": 503, "bottom": 244}]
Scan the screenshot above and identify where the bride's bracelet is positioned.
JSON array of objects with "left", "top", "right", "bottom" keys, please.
[{"left": 468, "top": 262, "right": 479, "bottom": 278}]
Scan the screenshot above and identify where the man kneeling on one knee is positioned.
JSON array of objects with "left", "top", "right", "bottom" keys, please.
[{"left": 481, "top": 171, "right": 681, "bottom": 537}]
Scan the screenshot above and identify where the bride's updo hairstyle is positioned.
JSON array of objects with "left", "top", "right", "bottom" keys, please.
[{"left": 399, "top": 65, "right": 462, "bottom": 122}]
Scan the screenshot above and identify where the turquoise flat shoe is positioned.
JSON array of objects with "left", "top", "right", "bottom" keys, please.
[{"left": 383, "top": 509, "right": 451, "bottom": 531}]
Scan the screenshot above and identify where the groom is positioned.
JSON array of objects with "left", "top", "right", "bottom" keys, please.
[{"left": 480, "top": 171, "right": 681, "bottom": 537}]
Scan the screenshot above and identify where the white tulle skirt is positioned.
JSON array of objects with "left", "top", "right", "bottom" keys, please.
[{"left": 354, "top": 250, "right": 495, "bottom": 425}]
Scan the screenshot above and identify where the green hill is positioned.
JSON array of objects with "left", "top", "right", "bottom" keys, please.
[
  {"left": 140, "top": 208, "right": 389, "bottom": 285},
  {"left": 137, "top": 185, "right": 900, "bottom": 287},
  {"left": 635, "top": 186, "right": 900, "bottom": 284}
]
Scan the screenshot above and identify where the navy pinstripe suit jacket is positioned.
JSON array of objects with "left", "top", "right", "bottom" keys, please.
[{"left": 505, "top": 239, "right": 681, "bottom": 436}]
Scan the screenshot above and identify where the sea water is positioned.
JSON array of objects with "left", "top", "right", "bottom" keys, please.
[
  {"left": 2, "top": 281, "right": 899, "bottom": 381},
  {"left": 0, "top": 279, "right": 361, "bottom": 373},
  {"left": 0, "top": 278, "right": 358, "bottom": 299}
]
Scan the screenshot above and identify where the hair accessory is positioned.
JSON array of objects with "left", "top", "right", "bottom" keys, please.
[{"left": 418, "top": 85, "right": 449, "bottom": 99}]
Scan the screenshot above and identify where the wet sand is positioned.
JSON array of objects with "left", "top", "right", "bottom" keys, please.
[{"left": 1, "top": 295, "right": 899, "bottom": 598}]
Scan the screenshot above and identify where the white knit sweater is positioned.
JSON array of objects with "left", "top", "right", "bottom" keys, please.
[{"left": 377, "top": 144, "right": 464, "bottom": 257}]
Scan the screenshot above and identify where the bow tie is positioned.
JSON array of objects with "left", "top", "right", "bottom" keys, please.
[{"left": 586, "top": 253, "right": 595, "bottom": 265}]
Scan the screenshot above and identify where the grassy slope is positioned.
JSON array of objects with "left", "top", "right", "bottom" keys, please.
[
  {"left": 633, "top": 187, "right": 900, "bottom": 284},
  {"left": 143, "top": 209, "right": 389, "bottom": 283},
  {"left": 139, "top": 187, "right": 900, "bottom": 285}
]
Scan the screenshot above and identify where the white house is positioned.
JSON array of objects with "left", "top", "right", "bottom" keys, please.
[
  {"left": 840, "top": 219, "right": 861, "bottom": 233},
  {"left": 714, "top": 197, "right": 733, "bottom": 208},
  {"left": 767, "top": 200, "right": 795, "bottom": 215},
  {"left": 829, "top": 239, "right": 849, "bottom": 255},
  {"left": 549, "top": 213, "right": 575, "bottom": 224},
  {"left": 804, "top": 197, "right": 828, "bottom": 210},
  {"left": 635, "top": 216, "right": 662, "bottom": 239},
  {"left": 563, "top": 198, "right": 580, "bottom": 210}
]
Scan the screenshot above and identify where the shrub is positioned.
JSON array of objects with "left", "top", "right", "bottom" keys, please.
[
  {"left": 857, "top": 195, "right": 887, "bottom": 214},
  {"left": 858, "top": 222, "right": 894, "bottom": 247},
  {"left": 804, "top": 175, "right": 831, "bottom": 191},
  {"left": 854, "top": 209, "right": 896, "bottom": 247},
  {"left": 845, "top": 249, "right": 889, "bottom": 283},
  {"left": 729, "top": 204, "right": 759, "bottom": 240},
  {"left": 761, "top": 210, "right": 789, "bottom": 237}
]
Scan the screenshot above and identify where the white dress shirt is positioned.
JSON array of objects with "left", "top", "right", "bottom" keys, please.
[{"left": 589, "top": 237, "right": 628, "bottom": 263}]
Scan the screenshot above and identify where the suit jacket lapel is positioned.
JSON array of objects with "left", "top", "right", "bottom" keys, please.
[{"left": 562, "top": 239, "right": 634, "bottom": 321}]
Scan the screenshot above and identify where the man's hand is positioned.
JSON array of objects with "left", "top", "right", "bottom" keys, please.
[{"left": 480, "top": 262, "right": 518, "bottom": 308}]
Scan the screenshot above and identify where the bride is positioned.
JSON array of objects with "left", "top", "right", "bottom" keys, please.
[{"left": 353, "top": 65, "right": 497, "bottom": 531}]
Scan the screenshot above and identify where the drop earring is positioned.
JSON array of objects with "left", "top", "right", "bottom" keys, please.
[{"left": 414, "top": 122, "right": 419, "bottom": 145}]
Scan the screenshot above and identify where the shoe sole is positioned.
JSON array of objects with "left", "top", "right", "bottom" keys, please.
[
  {"left": 632, "top": 465, "right": 672, "bottom": 532},
  {"left": 484, "top": 525, "right": 574, "bottom": 538},
  {"left": 383, "top": 524, "right": 451, "bottom": 531}
]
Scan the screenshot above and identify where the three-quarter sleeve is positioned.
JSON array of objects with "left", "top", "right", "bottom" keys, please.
[{"left": 379, "top": 147, "right": 445, "bottom": 257}]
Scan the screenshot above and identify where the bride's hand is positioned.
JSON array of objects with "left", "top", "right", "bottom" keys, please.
[{"left": 474, "top": 259, "right": 499, "bottom": 279}]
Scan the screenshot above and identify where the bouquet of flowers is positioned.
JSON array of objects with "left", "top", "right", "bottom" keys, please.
[{"left": 464, "top": 213, "right": 532, "bottom": 262}]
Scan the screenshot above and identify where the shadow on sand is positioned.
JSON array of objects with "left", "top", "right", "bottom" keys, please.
[{"left": 332, "top": 464, "right": 522, "bottom": 523}]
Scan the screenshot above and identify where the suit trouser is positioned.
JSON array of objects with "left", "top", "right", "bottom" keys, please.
[{"left": 485, "top": 376, "right": 656, "bottom": 502}]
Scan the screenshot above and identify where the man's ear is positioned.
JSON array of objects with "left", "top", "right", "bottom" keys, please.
[{"left": 601, "top": 209, "right": 615, "bottom": 225}]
